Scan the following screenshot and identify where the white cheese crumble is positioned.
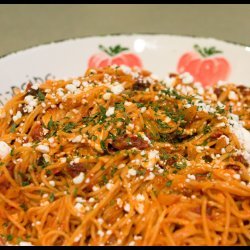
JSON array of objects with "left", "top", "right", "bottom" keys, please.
[
  {"left": 97, "top": 230, "right": 104, "bottom": 237},
  {"left": 164, "top": 116, "right": 171, "bottom": 123},
  {"left": 106, "top": 107, "right": 115, "bottom": 117},
  {"left": 49, "top": 180, "right": 55, "bottom": 187},
  {"left": 71, "top": 135, "right": 83, "bottom": 143},
  {"left": 180, "top": 72, "right": 194, "bottom": 84},
  {"left": 97, "top": 218, "right": 104, "bottom": 224},
  {"left": 228, "top": 90, "right": 238, "bottom": 101},
  {"left": 24, "top": 95, "right": 38, "bottom": 113},
  {"left": 74, "top": 233, "right": 83, "bottom": 242},
  {"left": 106, "top": 230, "right": 112, "bottom": 235},
  {"left": 88, "top": 197, "right": 95, "bottom": 203},
  {"left": 103, "top": 92, "right": 111, "bottom": 100},
  {"left": 136, "top": 203, "right": 144, "bottom": 214},
  {"left": 74, "top": 202, "right": 83, "bottom": 211},
  {"left": 145, "top": 172, "right": 155, "bottom": 180},
  {"left": 116, "top": 198, "right": 123, "bottom": 208},
  {"left": 187, "top": 174, "right": 196, "bottom": 180},
  {"left": 13, "top": 111, "right": 22, "bottom": 122},
  {"left": 164, "top": 76, "right": 175, "bottom": 86},
  {"left": 73, "top": 172, "right": 85, "bottom": 184},
  {"left": 124, "top": 101, "right": 132, "bottom": 106},
  {"left": 148, "top": 150, "right": 159, "bottom": 160},
  {"left": 233, "top": 174, "right": 241, "bottom": 180},
  {"left": 36, "top": 145, "right": 50, "bottom": 154},
  {"left": 128, "top": 168, "right": 137, "bottom": 177},
  {"left": 0, "top": 141, "right": 11, "bottom": 159},
  {"left": 75, "top": 197, "right": 85, "bottom": 203},
  {"left": 194, "top": 100, "right": 215, "bottom": 113},
  {"left": 106, "top": 182, "right": 114, "bottom": 190},
  {"left": 229, "top": 114, "right": 250, "bottom": 155},
  {"left": 140, "top": 107, "right": 146, "bottom": 113},
  {"left": 48, "top": 137, "right": 55, "bottom": 144},
  {"left": 19, "top": 241, "right": 33, "bottom": 246},
  {"left": 110, "top": 84, "right": 124, "bottom": 95},
  {"left": 72, "top": 79, "right": 81, "bottom": 87},
  {"left": 219, "top": 135, "right": 230, "bottom": 145},
  {"left": 60, "top": 157, "right": 67, "bottom": 163},
  {"left": 92, "top": 185, "right": 100, "bottom": 192},
  {"left": 136, "top": 194, "right": 145, "bottom": 201},
  {"left": 65, "top": 84, "right": 77, "bottom": 93},
  {"left": 124, "top": 203, "right": 130, "bottom": 213},
  {"left": 120, "top": 65, "right": 132, "bottom": 75},
  {"left": 56, "top": 88, "right": 65, "bottom": 97},
  {"left": 128, "top": 241, "right": 135, "bottom": 246}
]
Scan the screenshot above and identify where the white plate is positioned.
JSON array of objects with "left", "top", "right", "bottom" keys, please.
[{"left": 0, "top": 34, "right": 250, "bottom": 105}]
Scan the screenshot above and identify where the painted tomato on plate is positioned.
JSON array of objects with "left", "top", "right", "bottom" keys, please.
[
  {"left": 88, "top": 45, "right": 142, "bottom": 68},
  {"left": 177, "top": 44, "right": 231, "bottom": 87}
]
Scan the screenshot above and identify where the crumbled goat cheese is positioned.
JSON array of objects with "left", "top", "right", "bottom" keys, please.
[
  {"left": 36, "top": 145, "right": 50, "bottom": 154},
  {"left": 110, "top": 84, "right": 124, "bottom": 95},
  {"left": 106, "top": 107, "right": 115, "bottom": 117},
  {"left": 49, "top": 180, "right": 55, "bottom": 187},
  {"left": 13, "top": 111, "right": 22, "bottom": 122},
  {"left": 0, "top": 141, "right": 11, "bottom": 159},
  {"left": 71, "top": 135, "right": 82, "bottom": 143},
  {"left": 103, "top": 92, "right": 111, "bottom": 100},
  {"left": 73, "top": 172, "right": 85, "bottom": 184},
  {"left": 228, "top": 90, "right": 238, "bottom": 101},
  {"left": 124, "top": 203, "right": 130, "bottom": 213}
]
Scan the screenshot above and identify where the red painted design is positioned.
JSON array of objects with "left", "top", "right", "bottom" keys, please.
[
  {"left": 177, "top": 45, "right": 231, "bottom": 87},
  {"left": 88, "top": 45, "right": 142, "bottom": 68}
]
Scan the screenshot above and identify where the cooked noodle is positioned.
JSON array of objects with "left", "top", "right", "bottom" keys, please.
[{"left": 0, "top": 65, "right": 249, "bottom": 246}]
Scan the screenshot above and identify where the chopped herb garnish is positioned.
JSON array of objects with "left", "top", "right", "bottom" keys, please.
[
  {"left": 10, "top": 123, "right": 17, "bottom": 133},
  {"left": 173, "top": 161, "right": 187, "bottom": 170},
  {"left": 49, "top": 193, "right": 55, "bottom": 202},
  {"left": 73, "top": 188, "right": 78, "bottom": 197},
  {"left": 229, "top": 105, "right": 233, "bottom": 113},
  {"left": 92, "top": 135, "right": 98, "bottom": 141},
  {"left": 62, "top": 122, "right": 76, "bottom": 133},
  {"left": 20, "top": 203, "right": 28, "bottom": 211},
  {"left": 115, "top": 102, "right": 125, "bottom": 112},
  {"left": 110, "top": 199, "right": 115, "bottom": 206},
  {"left": 37, "top": 89, "right": 45, "bottom": 102},
  {"left": 46, "top": 170, "right": 52, "bottom": 175},
  {"left": 100, "top": 140, "right": 107, "bottom": 152},
  {"left": 166, "top": 180, "right": 173, "bottom": 187},
  {"left": 111, "top": 166, "right": 118, "bottom": 177},
  {"left": 156, "top": 119, "right": 170, "bottom": 129},
  {"left": 37, "top": 156, "right": 49, "bottom": 169},
  {"left": 10, "top": 148, "right": 14, "bottom": 156},
  {"left": 136, "top": 169, "right": 146, "bottom": 176},
  {"left": 136, "top": 102, "right": 144, "bottom": 108},
  {"left": 102, "top": 175, "right": 108, "bottom": 185},
  {"left": 47, "top": 117, "right": 55, "bottom": 130},
  {"left": 22, "top": 181, "right": 30, "bottom": 186},
  {"left": 203, "top": 124, "right": 211, "bottom": 134},
  {"left": 216, "top": 105, "right": 225, "bottom": 114},
  {"left": 6, "top": 234, "right": 13, "bottom": 241}
]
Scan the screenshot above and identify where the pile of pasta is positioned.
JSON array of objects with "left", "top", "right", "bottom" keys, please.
[{"left": 0, "top": 65, "right": 249, "bottom": 246}]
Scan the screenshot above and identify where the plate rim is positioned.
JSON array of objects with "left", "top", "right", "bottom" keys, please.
[{"left": 0, "top": 32, "right": 248, "bottom": 61}]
